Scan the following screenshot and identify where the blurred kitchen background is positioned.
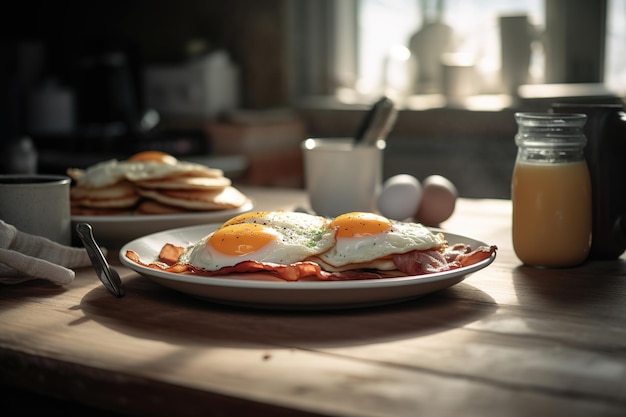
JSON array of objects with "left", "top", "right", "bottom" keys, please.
[{"left": 1, "top": 0, "right": 624, "bottom": 198}]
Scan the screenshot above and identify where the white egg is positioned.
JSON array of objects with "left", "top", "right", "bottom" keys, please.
[
  {"left": 315, "top": 212, "right": 445, "bottom": 271},
  {"left": 415, "top": 175, "right": 458, "bottom": 226},
  {"left": 377, "top": 174, "right": 423, "bottom": 220},
  {"left": 179, "top": 211, "right": 336, "bottom": 271}
]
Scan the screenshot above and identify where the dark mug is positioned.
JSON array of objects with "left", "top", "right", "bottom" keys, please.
[{"left": 551, "top": 103, "right": 626, "bottom": 260}]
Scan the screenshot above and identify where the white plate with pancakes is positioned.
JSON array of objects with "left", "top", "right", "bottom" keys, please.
[
  {"left": 119, "top": 224, "right": 497, "bottom": 310},
  {"left": 72, "top": 200, "right": 253, "bottom": 247},
  {"left": 68, "top": 151, "right": 254, "bottom": 246}
]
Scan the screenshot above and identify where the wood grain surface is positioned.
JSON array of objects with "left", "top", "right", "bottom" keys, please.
[{"left": 1, "top": 187, "right": 625, "bottom": 417}]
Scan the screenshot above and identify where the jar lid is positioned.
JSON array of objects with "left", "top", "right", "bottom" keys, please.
[
  {"left": 515, "top": 112, "right": 587, "bottom": 148},
  {"left": 515, "top": 112, "right": 587, "bottom": 126}
]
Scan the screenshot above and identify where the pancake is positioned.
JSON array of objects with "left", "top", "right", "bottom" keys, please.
[
  {"left": 67, "top": 151, "right": 250, "bottom": 216},
  {"left": 70, "top": 180, "right": 140, "bottom": 209},
  {"left": 132, "top": 175, "right": 231, "bottom": 190},
  {"left": 134, "top": 199, "right": 193, "bottom": 215},
  {"left": 137, "top": 186, "right": 249, "bottom": 210},
  {"left": 124, "top": 163, "right": 224, "bottom": 182}
]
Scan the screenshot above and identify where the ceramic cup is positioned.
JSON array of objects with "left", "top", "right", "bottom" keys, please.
[
  {"left": 301, "top": 138, "right": 385, "bottom": 217},
  {"left": 0, "top": 175, "right": 72, "bottom": 245}
]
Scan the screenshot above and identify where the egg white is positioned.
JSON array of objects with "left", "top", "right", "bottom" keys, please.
[
  {"left": 179, "top": 211, "right": 446, "bottom": 273},
  {"left": 76, "top": 159, "right": 130, "bottom": 187},
  {"left": 75, "top": 159, "right": 223, "bottom": 187},
  {"left": 315, "top": 219, "right": 445, "bottom": 271},
  {"left": 179, "top": 211, "right": 336, "bottom": 271},
  {"left": 124, "top": 161, "right": 223, "bottom": 181}
]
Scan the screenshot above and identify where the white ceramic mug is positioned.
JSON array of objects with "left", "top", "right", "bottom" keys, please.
[
  {"left": 0, "top": 175, "right": 72, "bottom": 245},
  {"left": 301, "top": 138, "right": 385, "bottom": 217}
]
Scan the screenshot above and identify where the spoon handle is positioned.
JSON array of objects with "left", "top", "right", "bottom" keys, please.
[{"left": 354, "top": 96, "right": 398, "bottom": 146}]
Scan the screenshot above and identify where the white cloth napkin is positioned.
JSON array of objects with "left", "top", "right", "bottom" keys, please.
[{"left": 0, "top": 220, "right": 104, "bottom": 285}]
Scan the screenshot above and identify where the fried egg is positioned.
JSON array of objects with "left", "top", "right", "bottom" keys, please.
[
  {"left": 70, "top": 152, "right": 223, "bottom": 187},
  {"left": 179, "top": 211, "right": 336, "bottom": 271},
  {"left": 123, "top": 161, "right": 223, "bottom": 182},
  {"left": 128, "top": 150, "right": 178, "bottom": 164},
  {"left": 71, "top": 159, "right": 131, "bottom": 187},
  {"left": 125, "top": 210, "right": 495, "bottom": 281},
  {"left": 314, "top": 212, "right": 446, "bottom": 271}
]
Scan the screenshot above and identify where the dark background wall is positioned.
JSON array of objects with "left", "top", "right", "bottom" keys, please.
[{"left": 0, "top": 0, "right": 289, "bottom": 109}]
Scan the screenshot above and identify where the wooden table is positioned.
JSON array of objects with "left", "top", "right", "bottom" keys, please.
[{"left": 1, "top": 186, "right": 625, "bottom": 416}]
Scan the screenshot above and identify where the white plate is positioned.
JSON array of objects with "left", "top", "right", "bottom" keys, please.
[
  {"left": 73, "top": 200, "right": 253, "bottom": 247},
  {"left": 119, "top": 224, "right": 497, "bottom": 310}
]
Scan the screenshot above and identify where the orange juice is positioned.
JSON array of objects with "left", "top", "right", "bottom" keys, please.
[{"left": 512, "top": 160, "right": 592, "bottom": 267}]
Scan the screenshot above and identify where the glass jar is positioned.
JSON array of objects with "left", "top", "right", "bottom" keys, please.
[{"left": 511, "top": 113, "right": 592, "bottom": 267}]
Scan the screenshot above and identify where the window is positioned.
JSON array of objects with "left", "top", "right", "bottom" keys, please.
[
  {"left": 358, "top": 0, "right": 545, "bottom": 97},
  {"left": 606, "top": 0, "right": 626, "bottom": 91},
  {"left": 288, "top": 0, "right": 624, "bottom": 106}
]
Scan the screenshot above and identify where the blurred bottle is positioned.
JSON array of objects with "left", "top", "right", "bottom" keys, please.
[
  {"left": 499, "top": 14, "right": 532, "bottom": 96},
  {"left": 2, "top": 136, "right": 38, "bottom": 174},
  {"left": 382, "top": 45, "right": 416, "bottom": 102},
  {"left": 408, "top": 0, "right": 455, "bottom": 93}
]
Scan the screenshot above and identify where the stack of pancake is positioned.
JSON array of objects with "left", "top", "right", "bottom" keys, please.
[{"left": 67, "top": 151, "right": 250, "bottom": 215}]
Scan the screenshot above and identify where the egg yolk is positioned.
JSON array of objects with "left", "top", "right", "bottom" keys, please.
[
  {"left": 330, "top": 212, "right": 392, "bottom": 238},
  {"left": 128, "top": 151, "right": 178, "bottom": 165},
  {"left": 208, "top": 223, "right": 277, "bottom": 256},
  {"left": 221, "top": 211, "right": 271, "bottom": 227}
]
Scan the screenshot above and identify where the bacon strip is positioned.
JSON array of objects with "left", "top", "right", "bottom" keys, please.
[
  {"left": 203, "top": 260, "right": 330, "bottom": 281},
  {"left": 159, "top": 243, "right": 184, "bottom": 265},
  {"left": 392, "top": 244, "right": 498, "bottom": 275},
  {"left": 453, "top": 245, "right": 498, "bottom": 267},
  {"left": 125, "top": 250, "right": 383, "bottom": 281},
  {"left": 392, "top": 249, "right": 450, "bottom": 275},
  {"left": 125, "top": 244, "right": 497, "bottom": 282}
]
